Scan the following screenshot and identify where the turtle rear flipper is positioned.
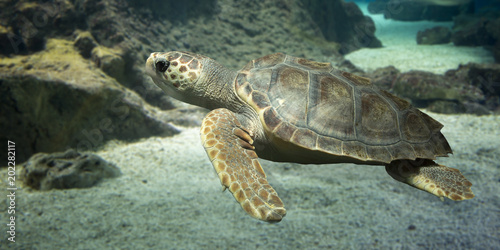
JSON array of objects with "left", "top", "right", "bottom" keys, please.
[
  {"left": 201, "top": 108, "right": 286, "bottom": 222},
  {"left": 386, "top": 159, "right": 474, "bottom": 201}
]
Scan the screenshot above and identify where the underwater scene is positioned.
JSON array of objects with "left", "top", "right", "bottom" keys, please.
[{"left": 0, "top": 0, "right": 499, "bottom": 249}]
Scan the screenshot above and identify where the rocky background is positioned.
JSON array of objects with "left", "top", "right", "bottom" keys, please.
[
  {"left": 369, "top": 0, "right": 500, "bottom": 62},
  {"left": 0, "top": 0, "right": 382, "bottom": 165},
  {"left": 367, "top": 0, "right": 475, "bottom": 21},
  {"left": 0, "top": 0, "right": 498, "bottom": 166},
  {"left": 359, "top": 63, "right": 500, "bottom": 115}
]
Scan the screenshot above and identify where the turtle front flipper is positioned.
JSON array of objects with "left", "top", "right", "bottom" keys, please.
[
  {"left": 200, "top": 108, "right": 286, "bottom": 222},
  {"left": 386, "top": 159, "right": 474, "bottom": 201}
]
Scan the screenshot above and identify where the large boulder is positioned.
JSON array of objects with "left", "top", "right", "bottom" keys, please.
[
  {"left": 417, "top": 26, "right": 451, "bottom": 45},
  {"left": 366, "top": 66, "right": 495, "bottom": 115},
  {"left": 360, "top": 66, "right": 400, "bottom": 90},
  {"left": 0, "top": 39, "right": 180, "bottom": 165},
  {"left": 452, "top": 15, "right": 497, "bottom": 46},
  {"left": 0, "top": 0, "right": 86, "bottom": 53},
  {"left": 368, "top": 0, "right": 473, "bottom": 21},
  {"left": 300, "top": 0, "right": 382, "bottom": 54},
  {"left": 394, "top": 70, "right": 489, "bottom": 114},
  {"left": 445, "top": 63, "right": 500, "bottom": 112},
  {"left": 392, "top": 71, "right": 474, "bottom": 109},
  {"left": 451, "top": 14, "right": 500, "bottom": 63}
]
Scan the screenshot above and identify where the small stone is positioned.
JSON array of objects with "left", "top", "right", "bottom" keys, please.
[{"left": 22, "top": 149, "right": 121, "bottom": 190}]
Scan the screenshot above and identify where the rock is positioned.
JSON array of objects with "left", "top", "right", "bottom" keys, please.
[
  {"left": 392, "top": 71, "right": 466, "bottom": 100},
  {"left": 368, "top": 0, "right": 473, "bottom": 21},
  {"left": 364, "top": 66, "right": 401, "bottom": 90},
  {"left": 0, "top": 38, "right": 180, "bottom": 164},
  {"left": 391, "top": 70, "right": 487, "bottom": 114},
  {"left": 427, "top": 100, "right": 490, "bottom": 115},
  {"left": 73, "top": 30, "right": 97, "bottom": 58},
  {"left": 493, "top": 41, "right": 500, "bottom": 63},
  {"left": 300, "top": 0, "right": 382, "bottom": 54},
  {"left": 445, "top": 63, "right": 500, "bottom": 112},
  {"left": 21, "top": 149, "right": 120, "bottom": 190},
  {"left": 452, "top": 15, "right": 496, "bottom": 46},
  {"left": 489, "top": 17, "right": 500, "bottom": 63},
  {"left": 367, "top": 0, "right": 386, "bottom": 14},
  {"left": 2, "top": 0, "right": 86, "bottom": 54},
  {"left": 450, "top": 14, "right": 500, "bottom": 62},
  {"left": 352, "top": 65, "right": 494, "bottom": 114},
  {"left": 0, "top": 24, "right": 19, "bottom": 54},
  {"left": 335, "top": 59, "right": 365, "bottom": 75},
  {"left": 486, "top": 17, "right": 500, "bottom": 42},
  {"left": 378, "top": 63, "right": 500, "bottom": 114},
  {"left": 347, "top": 63, "right": 497, "bottom": 114},
  {"left": 417, "top": 26, "right": 451, "bottom": 45},
  {"left": 91, "top": 45, "right": 126, "bottom": 82},
  {"left": 451, "top": 14, "right": 500, "bottom": 62},
  {"left": 462, "top": 102, "right": 492, "bottom": 115},
  {"left": 426, "top": 100, "right": 466, "bottom": 114}
]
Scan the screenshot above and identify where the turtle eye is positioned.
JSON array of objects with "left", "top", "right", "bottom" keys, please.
[{"left": 156, "top": 60, "right": 170, "bottom": 73}]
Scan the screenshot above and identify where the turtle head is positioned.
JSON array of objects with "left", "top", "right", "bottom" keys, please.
[
  {"left": 146, "top": 51, "right": 206, "bottom": 103},
  {"left": 146, "top": 51, "right": 239, "bottom": 110}
]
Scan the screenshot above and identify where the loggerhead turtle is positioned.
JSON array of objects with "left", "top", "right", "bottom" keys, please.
[{"left": 145, "top": 51, "right": 474, "bottom": 222}]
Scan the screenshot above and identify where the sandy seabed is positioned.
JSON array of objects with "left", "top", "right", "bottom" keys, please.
[{"left": 1, "top": 112, "right": 499, "bottom": 249}]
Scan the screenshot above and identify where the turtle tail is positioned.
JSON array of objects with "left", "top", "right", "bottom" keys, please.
[{"left": 385, "top": 159, "right": 474, "bottom": 201}]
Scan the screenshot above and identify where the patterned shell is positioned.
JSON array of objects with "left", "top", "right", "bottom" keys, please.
[{"left": 235, "top": 53, "right": 452, "bottom": 164}]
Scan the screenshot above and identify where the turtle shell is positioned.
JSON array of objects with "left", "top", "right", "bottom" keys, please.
[{"left": 235, "top": 53, "right": 452, "bottom": 164}]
